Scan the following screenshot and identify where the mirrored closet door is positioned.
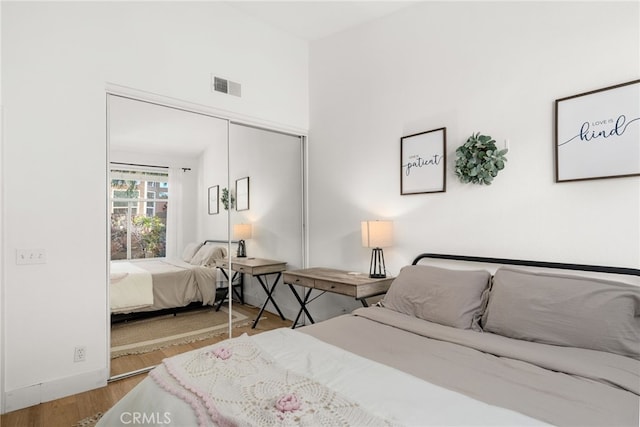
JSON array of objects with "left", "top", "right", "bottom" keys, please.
[
  {"left": 228, "top": 124, "right": 305, "bottom": 326},
  {"left": 107, "top": 94, "right": 231, "bottom": 379},
  {"left": 106, "top": 94, "right": 306, "bottom": 380}
]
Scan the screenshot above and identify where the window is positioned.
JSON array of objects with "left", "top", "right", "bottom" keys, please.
[
  {"left": 146, "top": 191, "right": 156, "bottom": 217},
  {"left": 110, "top": 166, "right": 169, "bottom": 260}
]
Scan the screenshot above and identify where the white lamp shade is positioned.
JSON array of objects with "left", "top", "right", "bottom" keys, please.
[
  {"left": 361, "top": 220, "right": 393, "bottom": 248},
  {"left": 233, "top": 223, "right": 252, "bottom": 240}
]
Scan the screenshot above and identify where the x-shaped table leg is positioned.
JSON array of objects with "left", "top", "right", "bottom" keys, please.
[
  {"left": 252, "top": 272, "right": 285, "bottom": 329},
  {"left": 215, "top": 269, "right": 240, "bottom": 311},
  {"left": 288, "top": 284, "right": 316, "bottom": 328}
]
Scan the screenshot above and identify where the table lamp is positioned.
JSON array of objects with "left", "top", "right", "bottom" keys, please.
[
  {"left": 361, "top": 220, "right": 393, "bottom": 278},
  {"left": 233, "top": 223, "right": 252, "bottom": 257}
]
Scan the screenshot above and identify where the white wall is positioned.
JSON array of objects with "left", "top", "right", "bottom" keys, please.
[
  {"left": 0, "top": 0, "right": 4, "bottom": 413},
  {"left": 308, "top": 1, "right": 640, "bottom": 320},
  {"left": 1, "top": 1, "right": 308, "bottom": 412}
]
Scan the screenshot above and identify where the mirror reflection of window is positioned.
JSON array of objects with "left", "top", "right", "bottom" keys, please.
[{"left": 110, "top": 167, "right": 169, "bottom": 260}]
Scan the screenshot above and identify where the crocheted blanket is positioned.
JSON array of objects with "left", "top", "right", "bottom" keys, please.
[{"left": 150, "top": 333, "right": 393, "bottom": 426}]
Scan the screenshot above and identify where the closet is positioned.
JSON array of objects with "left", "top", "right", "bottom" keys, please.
[{"left": 107, "top": 93, "right": 305, "bottom": 379}]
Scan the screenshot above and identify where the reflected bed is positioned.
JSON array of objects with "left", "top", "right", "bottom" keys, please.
[{"left": 110, "top": 240, "right": 238, "bottom": 322}]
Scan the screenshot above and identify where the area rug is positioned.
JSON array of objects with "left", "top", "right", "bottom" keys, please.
[{"left": 111, "top": 306, "right": 251, "bottom": 358}]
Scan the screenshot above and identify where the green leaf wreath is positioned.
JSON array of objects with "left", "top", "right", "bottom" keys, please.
[
  {"left": 221, "top": 187, "right": 235, "bottom": 210},
  {"left": 455, "top": 133, "right": 508, "bottom": 185}
]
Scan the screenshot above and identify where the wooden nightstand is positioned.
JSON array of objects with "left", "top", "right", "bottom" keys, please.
[{"left": 283, "top": 267, "right": 394, "bottom": 328}]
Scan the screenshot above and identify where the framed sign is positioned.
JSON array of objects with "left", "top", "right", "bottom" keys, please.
[
  {"left": 208, "top": 185, "right": 219, "bottom": 215},
  {"left": 235, "top": 177, "right": 250, "bottom": 211},
  {"left": 555, "top": 79, "right": 640, "bottom": 182},
  {"left": 401, "top": 127, "right": 446, "bottom": 194}
]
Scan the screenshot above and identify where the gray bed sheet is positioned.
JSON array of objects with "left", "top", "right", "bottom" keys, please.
[
  {"left": 300, "top": 306, "right": 640, "bottom": 427},
  {"left": 129, "top": 259, "right": 217, "bottom": 312}
]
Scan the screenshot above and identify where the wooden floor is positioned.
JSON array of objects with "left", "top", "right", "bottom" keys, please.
[{"left": 1, "top": 305, "right": 292, "bottom": 427}]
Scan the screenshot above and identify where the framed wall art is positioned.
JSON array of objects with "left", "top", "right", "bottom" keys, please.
[
  {"left": 208, "top": 185, "right": 219, "bottom": 215},
  {"left": 555, "top": 79, "right": 640, "bottom": 182},
  {"left": 235, "top": 176, "right": 250, "bottom": 211},
  {"left": 400, "top": 127, "right": 446, "bottom": 194}
]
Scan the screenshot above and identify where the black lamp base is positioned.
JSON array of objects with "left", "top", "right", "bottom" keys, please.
[
  {"left": 237, "top": 240, "right": 246, "bottom": 258},
  {"left": 369, "top": 247, "right": 386, "bottom": 278}
]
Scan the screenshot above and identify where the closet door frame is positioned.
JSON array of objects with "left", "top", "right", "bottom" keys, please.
[{"left": 105, "top": 83, "right": 308, "bottom": 381}]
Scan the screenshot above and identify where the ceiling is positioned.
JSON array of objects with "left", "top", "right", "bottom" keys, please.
[
  {"left": 225, "top": 1, "right": 417, "bottom": 41},
  {"left": 109, "top": 96, "right": 226, "bottom": 158}
]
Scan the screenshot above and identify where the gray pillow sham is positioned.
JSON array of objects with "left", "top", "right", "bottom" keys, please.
[
  {"left": 182, "top": 242, "right": 203, "bottom": 262},
  {"left": 482, "top": 267, "right": 640, "bottom": 360},
  {"left": 190, "top": 245, "right": 226, "bottom": 267},
  {"left": 381, "top": 265, "right": 491, "bottom": 330}
]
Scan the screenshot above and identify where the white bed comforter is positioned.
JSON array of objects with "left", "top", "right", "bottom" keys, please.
[
  {"left": 98, "top": 328, "right": 544, "bottom": 426},
  {"left": 110, "top": 261, "right": 154, "bottom": 313}
]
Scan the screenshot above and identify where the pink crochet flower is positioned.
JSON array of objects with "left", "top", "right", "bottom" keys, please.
[
  {"left": 275, "top": 394, "right": 301, "bottom": 412},
  {"left": 208, "top": 347, "right": 232, "bottom": 360}
]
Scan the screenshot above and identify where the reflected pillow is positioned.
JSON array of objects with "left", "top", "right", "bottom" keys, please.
[
  {"left": 382, "top": 265, "right": 491, "bottom": 330},
  {"left": 182, "top": 242, "right": 203, "bottom": 263},
  {"left": 482, "top": 268, "right": 640, "bottom": 360},
  {"left": 190, "top": 245, "right": 227, "bottom": 267}
]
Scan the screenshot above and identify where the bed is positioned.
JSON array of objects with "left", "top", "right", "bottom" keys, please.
[
  {"left": 98, "top": 253, "right": 640, "bottom": 426},
  {"left": 110, "top": 240, "right": 241, "bottom": 320}
]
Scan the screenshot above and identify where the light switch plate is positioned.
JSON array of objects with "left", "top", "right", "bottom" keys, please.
[{"left": 16, "top": 248, "right": 46, "bottom": 265}]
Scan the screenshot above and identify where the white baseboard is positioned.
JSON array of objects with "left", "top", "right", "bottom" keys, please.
[{"left": 3, "top": 368, "right": 108, "bottom": 413}]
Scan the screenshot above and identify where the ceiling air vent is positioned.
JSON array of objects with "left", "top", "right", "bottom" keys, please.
[{"left": 212, "top": 75, "right": 241, "bottom": 97}]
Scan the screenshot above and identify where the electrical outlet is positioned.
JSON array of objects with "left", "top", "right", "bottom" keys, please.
[{"left": 74, "top": 346, "right": 86, "bottom": 362}]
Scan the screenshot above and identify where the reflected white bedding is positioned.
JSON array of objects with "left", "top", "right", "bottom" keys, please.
[{"left": 110, "top": 261, "right": 154, "bottom": 313}]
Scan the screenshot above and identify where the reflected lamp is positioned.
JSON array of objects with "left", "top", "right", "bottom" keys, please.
[
  {"left": 361, "top": 220, "right": 393, "bottom": 278},
  {"left": 233, "top": 223, "right": 252, "bottom": 258}
]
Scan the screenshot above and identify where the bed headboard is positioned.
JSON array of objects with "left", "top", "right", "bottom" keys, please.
[
  {"left": 412, "top": 253, "right": 640, "bottom": 285},
  {"left": 203, "top": 239, "right": 240, "bottom": 245}
]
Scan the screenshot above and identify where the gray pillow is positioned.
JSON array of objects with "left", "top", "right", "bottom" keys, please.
[
  {"left": 182, "top": 242, "right": 203, "bottom": 262},
  {"left": 482, "top": 268, "right": 640, "bottom": 360},
  {"left": 382, "top": 265, "right": 491, "bottom": 330},
  {"left": 190, "top": 245, "right": 226, "bottom": 267}
]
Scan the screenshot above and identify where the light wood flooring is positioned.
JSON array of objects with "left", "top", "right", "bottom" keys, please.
[{"left": 1, "top": 305, "right": 292, "bottom": 427}]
